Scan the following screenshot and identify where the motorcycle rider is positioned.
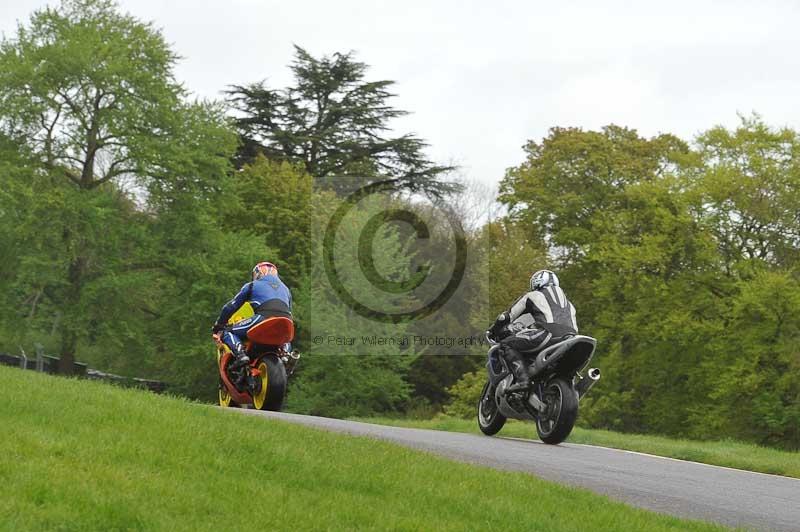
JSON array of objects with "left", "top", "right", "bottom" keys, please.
[
  {"left": 489, "top": 269, "right": 577, "bottom": 391},
  {"left": 212, "top": 261, "right": 293, "bottom": 369}
]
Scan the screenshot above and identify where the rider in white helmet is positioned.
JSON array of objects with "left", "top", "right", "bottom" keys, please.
[{"left": 488, "top": 269, "right": 578, "bottom": 391}]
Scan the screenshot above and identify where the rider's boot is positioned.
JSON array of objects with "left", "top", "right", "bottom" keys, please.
[
  {"left": 505, "top": 348, "right": 530, "bottom": 392},
  {"left": 513, "top": 360, "right": 530, "bottom": 384},
  {"left": 507, "top": 362, "right": 530, "bottom": 391},
  {"left": 229, "top": 345, "right": 250, "bottom": 370}
]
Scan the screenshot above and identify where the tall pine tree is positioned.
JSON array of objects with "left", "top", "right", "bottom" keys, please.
[{"left": 227, "top": 46, "right": 456, "bottom": 197}]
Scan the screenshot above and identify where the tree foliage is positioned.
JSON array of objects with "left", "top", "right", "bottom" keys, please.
[
  {"left": 494, "top": 118, "right": 800, "bottom": 448},
  {"left": 225, "top": 156, "right": 314, "bottom": 286},
  {"left": 286, "top": 192, "right": 416, "bottom": 417},
  {"left": 227, "top": 46, "right": 456, "bottom": 197},
  {"left": 0, "top": 0, "right": 246, "bottom": 384}
]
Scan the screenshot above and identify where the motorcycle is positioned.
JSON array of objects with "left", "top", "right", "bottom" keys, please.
[
  {"left": 213, "top": 303, "right": 300, "bottom": 411},
  {"left": 478, "top": 330, "right": 600, "bottom": 444}
]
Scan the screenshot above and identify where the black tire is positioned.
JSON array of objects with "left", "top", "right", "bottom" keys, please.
[
  {"left": 218, "top": 379, "right": 238, "bottom": 408},
  {"left": 255, "top": 355, "right": 287, "bottom": 411},
  {"left": 536, "top": 377, "right": 578, "bottom": 444},
  {"left": 217, "top": 365, "right": 239, "bottom": 408},
  {"left": 478, "top": 380, "right": 506, "bottom": 436}
]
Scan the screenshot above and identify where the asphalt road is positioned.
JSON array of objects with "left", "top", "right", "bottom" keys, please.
[{"left": 235, "top": 410, "right": 800, "bottom": 531}]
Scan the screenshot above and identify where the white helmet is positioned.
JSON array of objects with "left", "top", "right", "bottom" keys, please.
[{"left": 530, "top": 269, "right": 559, "bottom": 291}]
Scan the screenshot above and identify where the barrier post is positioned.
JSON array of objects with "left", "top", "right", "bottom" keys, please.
[{"left": 35, "top": 343, "right": 44, "bottom": 372}]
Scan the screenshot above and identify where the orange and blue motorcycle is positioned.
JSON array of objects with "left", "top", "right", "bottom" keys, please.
[{"left": 213, "top": 304, "right": 299, "bottom": 411}]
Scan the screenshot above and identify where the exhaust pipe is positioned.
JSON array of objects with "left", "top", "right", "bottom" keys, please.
[{"left": 575, "top": 368, "right": 600, "bottom": 399}]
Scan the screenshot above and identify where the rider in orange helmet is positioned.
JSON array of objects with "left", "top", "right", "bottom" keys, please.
[{"left": 212, "top": 262, "right": 293, "bottom": 368}]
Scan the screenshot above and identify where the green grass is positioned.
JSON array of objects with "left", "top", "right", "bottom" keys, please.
[
  {"left": 0, "top": 367, "right": 728, "bottom": 531},
  {"left": 353, "top": 416, "right": 800, "bottom": 479}
]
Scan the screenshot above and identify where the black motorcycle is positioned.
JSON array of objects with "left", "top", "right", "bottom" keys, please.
[{"left": 478, "top": 331, "right": 600, "bottom": 444}]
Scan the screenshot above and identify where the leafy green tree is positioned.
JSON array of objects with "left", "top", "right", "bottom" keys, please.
[
  {"left": 689, "top": 271, "right": 800, "bottom": 446},
  {"left": 686, "top": 117, "right": 800, "bottom": 446},
  {"left": 499, "top": 125, "right": 695, "bottom": 258},
  {"left": 576, "top": 176, "right": 722, "bottom": 434},
  {"left": 0, "top": 135, "right": 38, "bottom": 346},
  {"left": 496, "top": 120, "right": 800, "bottom": 448},
  {"left": 0, "top": 0, "right": 236, "bottom": 373},
  {"left": 0, "top": 0, "right": 181, "bottom": 188},
  {"left": 497, "top": 126, "right": 720, "bottom": 436},
  {"left": 227, "top": 46, "right": 456, "bottom": 197},
  {"left": 696, "top": 115, "right": 800, "bottom": 272},
  {"left": 287, "top": 191, "right": 416, "bottom": 417},
  {"left": 226, "top": 156, "right": 314, "bottom": 286}
]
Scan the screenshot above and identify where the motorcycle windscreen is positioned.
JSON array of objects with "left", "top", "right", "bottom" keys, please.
[{"left": 247, "top": 316, "right": 295, "bottom": 345}]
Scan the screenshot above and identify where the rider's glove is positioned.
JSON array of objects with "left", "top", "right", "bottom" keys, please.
[
  {"left": 489, "top": 312, "right": 510, "bottom": 337},
  {"left": 211, "top": 323, "right": 225, "bottom": 335}
]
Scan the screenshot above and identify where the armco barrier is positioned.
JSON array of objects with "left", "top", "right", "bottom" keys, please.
[{"left": 0, "top": 352, "right": 166, "bottom": 392}]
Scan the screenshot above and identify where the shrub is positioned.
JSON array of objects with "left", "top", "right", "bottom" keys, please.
[{"left": 444, "top": 370, "right": 485, "bottom": 419}]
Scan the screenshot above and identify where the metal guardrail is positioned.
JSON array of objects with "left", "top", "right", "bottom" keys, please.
[
  {"left": 0, "top": 351, "right": 166, "bottom": 393},
  {"left": 0, "top": 353, "right": 22, "bottom": 368},
  {"left": 85, "top": 368, "right": 167, "bottom": 393}
]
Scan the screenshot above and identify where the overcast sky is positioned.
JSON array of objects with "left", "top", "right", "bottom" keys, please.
[{"left": 3, "top": 0, "right": 799, "bottom": 187}]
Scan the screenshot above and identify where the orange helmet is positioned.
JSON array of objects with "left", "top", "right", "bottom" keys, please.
[{"left": 252, "top": 261, "right": 278, "bottom": 280}]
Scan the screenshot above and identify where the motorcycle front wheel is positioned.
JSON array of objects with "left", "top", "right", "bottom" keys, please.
[
  {"left": 478, "top": 380, "right": 506, "bottom": 435},
  {"left": 216, "top": 347, "right": 238, "bottom": 408},
  {"left": 536, "top": 377, "right": 578, "bottom": 444},
  {"left": 218, "top": 379, "right": 238, "bottom": 408}
]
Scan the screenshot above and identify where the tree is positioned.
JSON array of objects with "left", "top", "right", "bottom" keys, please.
[
  {"left": 495, "top": 121, "right": 800, "bottom": 448},
  {"left": 287, "top": 191, "right": 416, "bottom": 417},
  {"left": 0, "top": 135, "right": 38, "bottom": 346},
  {"left": 225, "top": 156, "right": 314, "bottom": 286},
  {"left": 0, "top": 0, "right": 182, "bottom": 188},
  {"left": 0, "top": 0, "right": 236, "bottom": 373},
  {"left": 227, "top": 46, "right": 456, "bottom": 197},
  {"left": 497, "top": 125, "right": 721, "bottom": 436},
  {"left": 499, "top": 125, "right": 695, "bottom": 260},
  {"left": 686, "top": 116, "right": 800, "bottom": 446},
  {"left": 406, "top": 217, "right": 542, "bottom": 407},
  {"left": 696, "top": 115, "right": 800, "bottom": 273}
]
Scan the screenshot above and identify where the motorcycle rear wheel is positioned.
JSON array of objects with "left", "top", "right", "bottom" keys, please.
[
  {"left": 536, "top": 377, "right": 578, "bottom": 444},
  {"left": 478, "top": 381, "right": 506, "bottom": 435},
  {"left": 253, "top": 355, "right": 287, "bottom": 411}
]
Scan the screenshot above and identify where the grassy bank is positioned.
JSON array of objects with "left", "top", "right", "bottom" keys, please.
[
  {"left": 354, "top": 416, "right": 800, "bottom": 479},
  {"left": 0, "top": 366, "right": 727, "bottom": 531}
]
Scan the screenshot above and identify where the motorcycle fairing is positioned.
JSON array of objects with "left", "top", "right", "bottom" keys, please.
[
  {"left": 228, "top": 301, "right": 254, "bottom": 324},
  {"left": 247, "top": 316, "right": 295, "bottom": 345},
  {"left": 217, "top": 348, "right": 253, "bottom": 405},
  {"left": 486, "top": 344, "right": 509, "bottom": 387},
  {"left": 495, "top": 374, "right": 537, "bottom": 421},
  {"left": 529, "top": 335, "right": 596, "bottom": 378}
]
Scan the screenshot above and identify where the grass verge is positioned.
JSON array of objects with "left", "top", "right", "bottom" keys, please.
[
  {"left": 353, "top": 416, "right": 800, "bottom": 479},
  {"left": 0, "top": 366, "right": 730, "bottom": 531}
]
